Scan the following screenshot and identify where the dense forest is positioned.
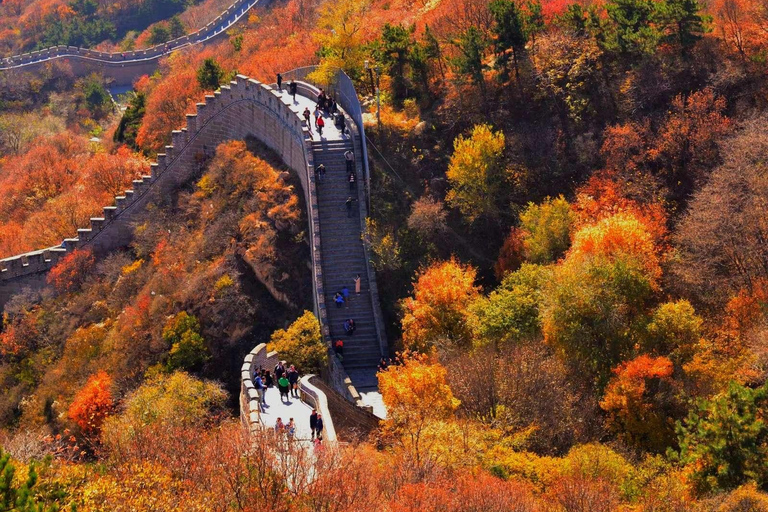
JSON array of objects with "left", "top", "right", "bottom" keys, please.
[{"left": 1, "top": 0, "right": 768, "bottom": 509}]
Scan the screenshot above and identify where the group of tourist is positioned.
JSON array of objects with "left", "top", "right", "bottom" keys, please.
[
  {"left": 271, "top": 409, "right": 325, "bottom": 443},
  {"left": 253, "top": 360, "right": 301, "bottom": 411},
  {"left": 334, "top": 276, "right": 361, "bottom": 308}
]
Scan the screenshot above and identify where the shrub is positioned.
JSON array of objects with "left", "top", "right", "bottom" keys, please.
[{"left": 47, "top": 249, "right": 96, "bottom": 294}]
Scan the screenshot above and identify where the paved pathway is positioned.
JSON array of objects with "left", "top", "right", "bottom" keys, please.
[{"left": 259, "top": 386, "right": 315, "bottom": 442}]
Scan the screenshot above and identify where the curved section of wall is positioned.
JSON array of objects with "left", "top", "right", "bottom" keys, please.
[
  {"left": 1, "top": 75, "right": 314, "bottom": 309},
  {"left": 0, "top": 0, "right": 271, "bottom": 85}
]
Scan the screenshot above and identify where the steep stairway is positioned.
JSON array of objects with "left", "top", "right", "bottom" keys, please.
[{"left": 312, "top": 138, "right": 382, "bottom": 391}]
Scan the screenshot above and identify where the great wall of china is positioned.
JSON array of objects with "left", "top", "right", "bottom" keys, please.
[
  {"left": 0, "top": 0, "right": 267, "bottom": 84},
  {"left": 0, "top": 66, "right": 388, "bottom": 422}
]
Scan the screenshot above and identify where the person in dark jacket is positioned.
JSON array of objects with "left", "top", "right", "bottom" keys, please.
[
  {"left": 316, "top": 413, "right": 324, "bottom": 440},
  {"left": 287, "top": 365, "right": 300, "bottom": 398},
  {"left": 277, "top": 73, "right": 283, "bottom": 91},
  {"left": 274, "top": 361, "right": 285, "bottom": 380},
  {"left": 309, "top": 409, "right": 318, "bottom": 439}
]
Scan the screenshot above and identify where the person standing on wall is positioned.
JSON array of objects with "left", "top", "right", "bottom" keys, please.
[
  {"left": 303, "top": 107, "right": 312, "bottom": 135},
  {"left": 287, "top": 365, "right": 300, "bottom": 398},
  {"left": 254, "top": 373, "right": 265, "bottom": 411},
  {"left": 315, "top": 413, "right": 324, "bottom": 441},
  {"left": 354, "top": 274, "right": 361, "bottom": 294},
  {"left": 277, "top": 73, "right": 283, "bottom": 91},
  {"left": 309, "top": 409, "right": 318, "bottom": 440},
  {"left": 289, "top": 80, "right": 297, "bottom": 102},
  {"left": 317, "top": 115, "right": 325, "bottom": 136}
]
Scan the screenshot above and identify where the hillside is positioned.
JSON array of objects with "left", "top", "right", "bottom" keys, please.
[{"left": 1, "top": 0, "right": 768, "bottom": 509}]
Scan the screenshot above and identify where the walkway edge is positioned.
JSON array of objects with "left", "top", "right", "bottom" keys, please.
[{"left": 299, "top": 375, "right": 337, "bottom": 442}]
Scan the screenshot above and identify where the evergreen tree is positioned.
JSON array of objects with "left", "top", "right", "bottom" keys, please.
[
  {"left": 196, "top": 58, "right": 225, "bottom": 91},
  {"left": 168, "top": 15, "right": 186, "bottom": 39},
  {"left": 559, "top": 3, "right": 588, "bottom": 36},
  {"left": 451, "top": 27, "right": 488, "bottom": 93},
  {"left": 0, "top": 450, "right": 58, "bottom": 512},
  {"left": 148, "top": 23, "right": 171, "bottom": 45},
  {"left": 657, "top": 0, "right": 710, "bottom": 50},
  {"left": 114, "top": 91, "right": 147, "bottom": 149},
  {"left": 377, "top": 24, "right": 414, "bottom": 103},
  {"left": 676, "top": 381, "right": 768, "bottom": 494},
  {"left": 490, "top": 0, "right": 527, "bottom": 80},
  {"left": 603, "top": 0, "right": 661, "bottom": 55}
]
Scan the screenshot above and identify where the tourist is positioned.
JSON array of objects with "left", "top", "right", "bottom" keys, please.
[
  {"left": 275, "top": 417, "right": 284, "bottom": 434},
  {"left": 274, "top": 361, "right": 286, "bottom": 380},
  {"left": 317, "top": 115, "right": 325, "bottom": 136},
  {"left": 264, "top": 370, "right": 273, "bottom": 388},
  {"left": 278, "top": 373, "right": 290, "bottom": 402},
  {"left": 277, "top": 73, "right": 283, "bottom": 91},
  {"left": 342, "top": 285, "right": 350, "bottom": 300},
  {"left": 309, "top": 409, "right": 318, "bottom": 439},
  {"left": 334, "top": 292, "right": 345, "bottom": 308},
  {"left": 315, "top": 413, "right": 324, "bottom": 440},
  {"left": 254, "top": 373, "right": 265, "bottom": 411},
  {"left": 287, "top": 365, "right": 300, "bottom": 398},
  {"left": 346, "top": 196, "right": 354, "bottom": 218},
  {"left": 303, "top": 107, "right": 312, "bottom": 135},
  {"left": 343, "top": 318, "right": 356, "bottom": 336},
  {"left": 287, "top": 418, "right": 296, "bottom": 440},
  {"left": 334, "top": 339, "right": 344, "bottom": 360},
  {"left": 344, "top": 150, "right": 355, "bottom": 174},
  {"left": 289, "top": 80, "right": 298, "bottom": 101},
  {"left": 378, "top": 357, "right": 389, "bottom": 372},
  {"left": 315, "top": 163, "right": 325, "bottom": 183},
  {"left": 313, "top": 106, "right": 321, "bottom": 126},
  {"left": 348, "top": 171, "right": 356, "bottom": 191},
  {"left": 354, "top": 274, "right": 361, "bottom": 294}
]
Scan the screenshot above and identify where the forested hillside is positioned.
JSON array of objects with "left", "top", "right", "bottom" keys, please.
[{"left": 1, "top": 0, "right": 768, "bottom": 509}]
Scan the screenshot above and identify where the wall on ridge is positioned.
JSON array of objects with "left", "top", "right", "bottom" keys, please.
[
  {"left": 0, "top": 75, "right": 315, "bottom": 313},
  {"left": 0, "top": 0, "right": 268, "bottom": 85}
]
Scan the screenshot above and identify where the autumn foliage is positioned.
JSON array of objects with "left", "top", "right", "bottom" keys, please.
[
  {"left": 68, "top": 370, "right": 114, "bottom": 438},
  {"left": 600, "top": 355, "right": 677, "bottom": 451},
  {"left": 46, "top": 248, "right": 96, "bottom": 294},
  {"left": 401, "top": 258, "right": 480, "bottom": 352}
]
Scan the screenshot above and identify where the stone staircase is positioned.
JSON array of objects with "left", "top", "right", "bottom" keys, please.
[{"left": 312, "top": 138, "right": 381, "bottom": 390}]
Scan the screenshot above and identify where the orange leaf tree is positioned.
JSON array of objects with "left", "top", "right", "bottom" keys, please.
[
  {"left": 600, "top": 355, "right": 677, "bottom": 452},
  {"left": 378, "top": 352, "right": 460, "bottom": 469},
  {"left": 401, "top": 258, "right": 480, "bottom": 352},
  {"left": 47, "top": 248, "right": 96, "bottom": 294},
  {"left": 68, "top": 370, "right": 114, "bottom": 439}
]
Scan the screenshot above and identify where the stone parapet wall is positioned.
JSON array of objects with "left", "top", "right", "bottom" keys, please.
[{"left": 240, "top": 343, "right": 279, "bottom": 433}]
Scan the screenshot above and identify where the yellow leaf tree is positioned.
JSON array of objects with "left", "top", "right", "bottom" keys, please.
[{"left": 446, "top": 124, "right": 506, "bottom": 224}]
